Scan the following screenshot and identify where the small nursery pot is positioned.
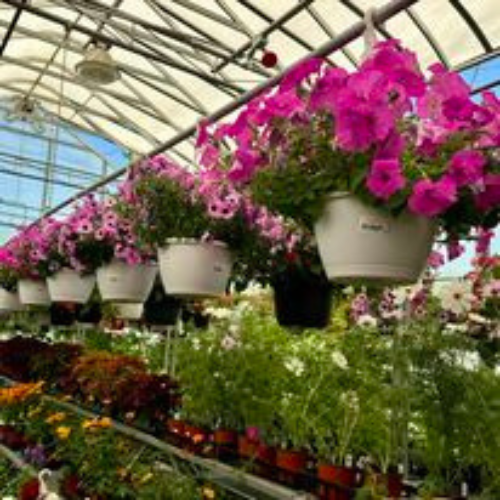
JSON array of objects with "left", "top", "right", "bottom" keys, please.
[
  {"left": 213, "top": 428, "right": 238, "bottom": 446},
  {"left": 276, "top": 448, "right": 308, "bottom": 473},
  {"left": 317, "top": 463, "right": 357, "bottom": 500},
  {"left": 238, "top": 435, "right": 259, "bottom": 459}
]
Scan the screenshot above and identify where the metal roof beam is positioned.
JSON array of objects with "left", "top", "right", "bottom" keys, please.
[
  {"left": 213, "top": 0, "right": 314, "bottom": 73},
  {"left": 0, "top": 0, "right": 25, "bottom": 56},
  {"left": 405, "top": 7, "right": 450, "bottom": 67},
  {"left": 32, "top": 0, "right": 420, "bottom": 223},
  {"left": 449, "top": 0, "right": 493, "bottom": 52},
  {"left": 1, "top": 0, "right": 244, "bottom": 93}
]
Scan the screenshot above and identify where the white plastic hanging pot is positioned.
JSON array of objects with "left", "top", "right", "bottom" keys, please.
[
  {"left": 18, "top": 279, "right": 51, "bottom": 306},
  {"left": 96, "top": 259, "right": 157, "bottom": 302},
  {"left": 46, "top": 268, "right": 96, "bottom": 303},
  {"left": 113, "top": 302, "right": 144, "bottom": 320},
  {"left": 158, "top": 239, "right": 232, "bottom": 298},
  {"left": 0, "top": 288, "right": 22, "bottom": 312},
  {"left": 314, "top": 193, "right": 436, "bottom": 285}
]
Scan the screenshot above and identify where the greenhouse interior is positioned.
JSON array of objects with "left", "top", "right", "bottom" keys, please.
[{"left": 0, "top": 0, "right": 498, "bottom": 498}]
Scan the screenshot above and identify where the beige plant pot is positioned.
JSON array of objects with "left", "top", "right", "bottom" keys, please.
[
  {"left": 158, "top": 239, "right": 232, "bottom": 298},
  {"left": 47, "top": 268, "right": 96, "bottom": 303},
  {"left": 96, "top": 259, "right": 157, "bottom": 302},
  {"left": 18, "top": 279, "right": 51, "bottom": 306},
  {"left": 314, "top": 193, "right": 436, "bottom": 285},
  {"left": 0, "top": 289, "right": 22, "bottom": 312}
]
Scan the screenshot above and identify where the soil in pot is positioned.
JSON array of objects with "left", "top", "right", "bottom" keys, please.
[{"left": 272, "top": 268, "right": 333, "bottom": 329}]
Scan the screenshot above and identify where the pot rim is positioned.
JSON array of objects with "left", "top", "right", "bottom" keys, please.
[
  {"left": 164, "top": 238, "right": 228, "bottom": 249},
  {"left": 107, "top": 258, "right": 158, "bottom": 269}
]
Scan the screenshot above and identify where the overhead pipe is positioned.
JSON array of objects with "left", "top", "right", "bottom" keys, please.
[{"left": 29, "top": 0, "right": 420, "bottom": 223}]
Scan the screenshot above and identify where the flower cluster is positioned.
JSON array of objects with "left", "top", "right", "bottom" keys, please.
[
  {"left": 0, "top": 244, "right": 20, "bottom": 290},
  {"left": 0, "top": 193, "right": 153, "bottom": 280},
  {"left": 349, "top": 251, "right": 499, "bottom": 338},
  {"left": 5, "top": 218, "right": 60, "bottom": 279},
  {"left": 116, "top": 154, "right": 312, "bottom": 286},
  {"left": 198, "top": 39, "right": 499, "bottom": 239}
]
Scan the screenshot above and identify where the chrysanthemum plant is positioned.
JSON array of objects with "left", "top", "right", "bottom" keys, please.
[{"left": 197, "top": 39, "right": 499, "bottom": 241}]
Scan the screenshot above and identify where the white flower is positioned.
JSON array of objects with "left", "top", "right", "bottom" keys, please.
[
  {"left": 457, "top": 350, "right": 481, "bottom": 372},
  {"left": 444, "top": 323, "right": 468, "bottom": 334},
  {"left": 331, "top": 351, "right": 348, "bottom": 370},
  {"left": 467, "top": 312, "right": 490, "bottom": 325},
  {"left": 192, "top": 338, "right": 201, "bottom": 351},
  {"left": 356, "top": 314, "right": 378, "bottom": 328},
  {"left": 284, "top": 356, "right": 305, "bottom": 376},
  {"left": 240, "top": 283, "right": 266, "bottom": 297},
  {"left": 221, "top": 335, "right": 240, "bottom": 351},
  {"left": 206, "top": 307, "right": 233, "bottom": 320},
  {"left": 436, "top": 281, "right": 475, "bottom": 316}
]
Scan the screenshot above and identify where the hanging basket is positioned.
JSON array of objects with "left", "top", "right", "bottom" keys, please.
[
  {"left": 46, "top": 268, "right": 96, "bottom": 303},
  {"left": 0, "top": 289, "right": 22, "bottom": 312},
  {"left": 18, "top": 279, "right": 51, "bottom": 306},
  {"left": 272, "top": 270, "right": 332, "bottom": 329},
  {"left": 113, "top": 302, "right": 144, "bottom": 320},
  {"left": 96, "top": 259, "right": 157, "bottom": 302},
  {"left": 314, "top": 193, "right": 435, "bottom": 285},
  {"left": 158, "top": 239, "right": 232, "bottom": 298}
]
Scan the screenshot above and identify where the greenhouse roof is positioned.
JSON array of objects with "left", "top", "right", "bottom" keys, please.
[{"left": 0, "top": 0, "right": 499, "bottom": 239}]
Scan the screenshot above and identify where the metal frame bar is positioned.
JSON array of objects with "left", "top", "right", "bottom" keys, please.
[
  {"left": 212, "top": 0, "right": 315, "bottom": 73},
  {"left": 405, "top": 7, "right": 450, "bottom": 67},
  {"left": 1, "top": 0, "right": 244, "bottom": 93},
  {"left": 31, "top": 0, "right": 420, "bottom": 222},
  {"left": 449, "top": 0, "right": 493, "bottom": 52},
  {"left": 0, "top": 0, "right": 25, "bottom": 56},
  {"left": 0, "top": 149, "right": 103, "bottom": 181},
  {"left": 143, "top": 0, "right": 250, "bottom": 96}
]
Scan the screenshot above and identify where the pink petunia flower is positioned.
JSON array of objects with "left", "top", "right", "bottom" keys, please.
[
  {"left": 408, "top": 177, "right": 458, "bottom": 217},
  {"left": 366, "top": 158, "right": 406, "bottom": 200}
]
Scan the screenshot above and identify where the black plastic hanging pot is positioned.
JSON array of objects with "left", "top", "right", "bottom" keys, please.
[{"left": 272, "top": 269, "right": 333, "bottom": 329}]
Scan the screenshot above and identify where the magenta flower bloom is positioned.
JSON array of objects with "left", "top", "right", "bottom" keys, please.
[
  {"left": 199, "top": 142, "right": 220, "bottom": 169},
  {"left": 427, "top": 250, "right": 445, "bottom": 269},
  {"left": 279, "top": 57, "right": 323, "bottom": 92},
  {"left": 228, "top": 148, "right": 262, "bottom": 184},
  {"left": 308, "top": 67, "right": 348, "bottom": 113},
  {"left": 335, "top": 99, "right": 393, "bottom": 151},
  {"left": 408, "top": 177, "right": 458, "bottom": 217},
  {"left": 366, "top": 158, "right": 406, "bottom": 200},
  {"left": 475, "top": 174, "right": 500, "bottom": 211},
  {"left": 447, "top": 150, "right": 485, "bottom": 187},
  {"left": 447, "top": 239, "right": 465, "bottom": 261}
]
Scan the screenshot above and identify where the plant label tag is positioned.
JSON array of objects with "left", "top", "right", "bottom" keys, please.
[{"left": 358, "top": 216, "right": 390, "bottom": 234}]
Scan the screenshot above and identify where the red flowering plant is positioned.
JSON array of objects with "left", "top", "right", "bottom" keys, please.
[{"left": 197, "top": 39, "right": 499, "bottom": 242}]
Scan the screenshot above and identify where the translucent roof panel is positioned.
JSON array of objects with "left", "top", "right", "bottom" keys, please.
[{"left": 0, "top": 0, "right": 498, "bottom": 244}]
